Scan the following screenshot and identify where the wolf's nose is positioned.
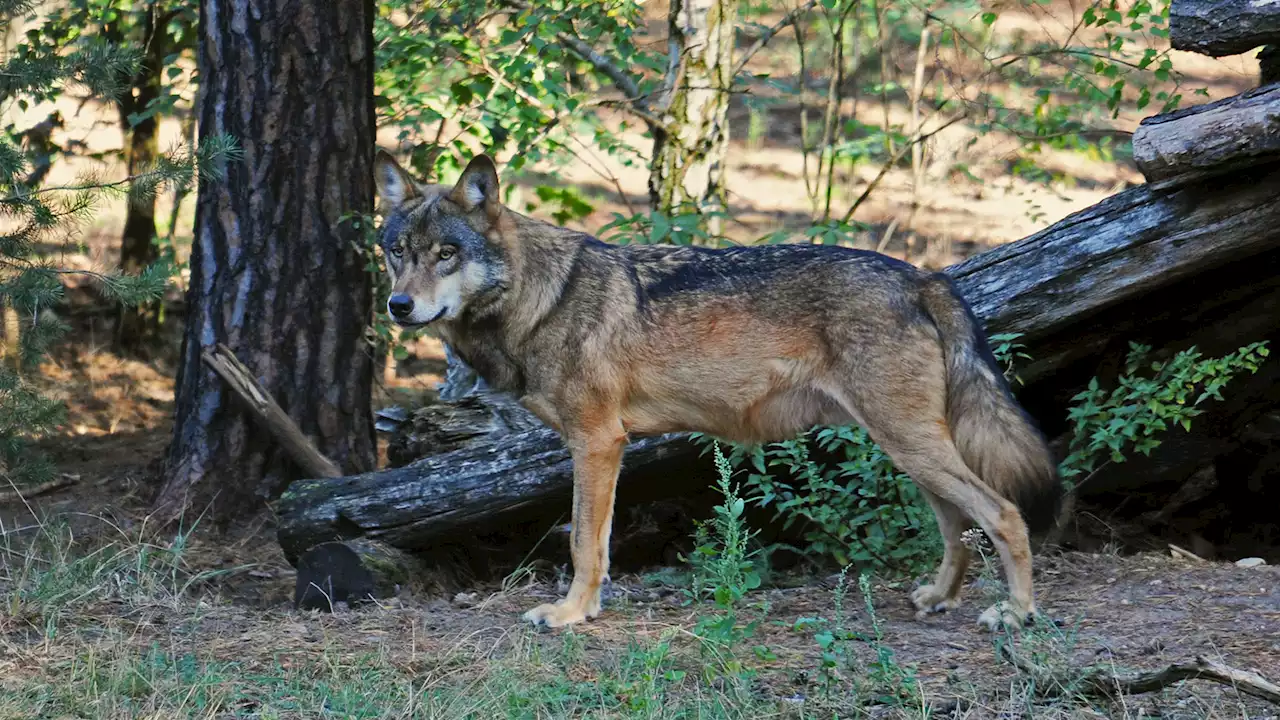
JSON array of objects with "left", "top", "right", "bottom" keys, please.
[{"left": 388, "top": 294, "right": 414, "bottom": 318}]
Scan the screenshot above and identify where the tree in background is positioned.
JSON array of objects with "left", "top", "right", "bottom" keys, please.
[
  {"left": 1, "top": 0, "right": 219, "bottom": 489},
  {"left": 33, "top": 0, "right": 198, "bottom": 355},
  {"left": 375, "top": 0, "right": 1191, "bottom": 250},
  {"left": 376, "top": 0, "right": 767, "bottom": 232},
  {"left": 157, "top": 0, "right": 378, "bottom": 522}
]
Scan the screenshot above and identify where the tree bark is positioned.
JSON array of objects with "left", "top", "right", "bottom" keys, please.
[
  {"left": 1130, "top": 84, "right": 1280, "bottom": 187},
  {"left": 648, "top": 0, "right": 738, "bottom": 235},
  {"left": 157, "top": 0, "right": 377, "bottom": 522},
  {"left": 1169, "top": 0, "right": 1280, "bottom": 57},
  {"left": 277, "top": 164, "right": 1280, "bottom": 559}
]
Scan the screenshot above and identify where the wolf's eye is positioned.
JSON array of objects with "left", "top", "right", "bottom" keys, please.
[
  {"left": 389, "top": 246, "right": 404, "bottom": 258},
  {"left": 438, "top": 246, "right": 456, "bottom": 261}
]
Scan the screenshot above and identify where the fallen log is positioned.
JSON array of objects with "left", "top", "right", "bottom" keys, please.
[
  {"left": 1130, "top": 84, "right": 1280, "bottom": 188},
  {"left": 385, "top": 386, "right": 541, "bottom": 467},
  {"left": 276, "top": 163, "right": 1280, "bottom": 583},
  {"left": 1170, "top": 0, "right": 1280, "bottom": 57},
  {"left": 948, "top": 162, "right": 1280, "bottom": 387},
  {"left": 277, "top": 429, "right": 701, "bottom": 564}
]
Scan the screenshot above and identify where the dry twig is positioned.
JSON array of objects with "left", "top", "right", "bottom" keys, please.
[
  {"left": 201, "top": 343, "right": 341, "bottom": 479},
  {"left": 1168, "top": 543, "right": 1208, "bottom": 563},
  {"left": 1000, "top": 644, "right": 1280, "bottom": 706},
  {"left": 0, "top": 474, "right": 78, "bottom": 503}
]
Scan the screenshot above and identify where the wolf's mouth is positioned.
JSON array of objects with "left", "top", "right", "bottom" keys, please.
[{"left": 395, "top": 307, "right": 447, "bottom": 328}]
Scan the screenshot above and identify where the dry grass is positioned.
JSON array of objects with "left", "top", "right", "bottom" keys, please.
[
  {"left": 2, "top": 492, "right": 1278, "bottom": 719},
  {"left": 2, "top": 367, "right": 1277, "bottom": 719}
]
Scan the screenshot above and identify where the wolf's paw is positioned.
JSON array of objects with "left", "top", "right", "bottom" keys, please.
[
  {"left": 911, "top": 584, "right": 961, "bottom": 619},
  {"left": 521, "top": 596, "right": 601, "bottom": 629},
  {"left": 976, "top": 601, "right": 1034, "bottom": 631}
]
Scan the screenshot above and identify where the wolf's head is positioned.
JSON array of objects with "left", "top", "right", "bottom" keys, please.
[{"left": 373, "top": 151, "right": 509, "bottom": 327}]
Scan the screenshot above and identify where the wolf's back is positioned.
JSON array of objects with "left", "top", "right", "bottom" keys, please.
[{"left": 917, "top": 274, "right": 1062, "bottom": 532}]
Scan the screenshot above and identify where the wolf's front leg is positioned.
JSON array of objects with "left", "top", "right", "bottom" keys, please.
[{"left": 523, "top": 418, "right": 626, "bottom": 628}]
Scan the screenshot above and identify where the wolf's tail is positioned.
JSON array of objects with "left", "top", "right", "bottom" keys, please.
[{"left": 917, "top": 273, "right": 1062, "bottom": 532}]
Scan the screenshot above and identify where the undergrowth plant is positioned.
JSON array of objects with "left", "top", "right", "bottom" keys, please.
[
  {"left": 793, "top": 569, "right": 923, "bottom": 713},
  {"left": 719, "top": 424, "right": 939, "bottom": 574},
  {"left": 680, "top": 442, "right": 765, "bottom": 680},
  {"left": 1056, "top": 341, "right": 1270, "bottom": 491},
  {"left": 699, "top": 334, "right": 1270, "bottom": 576}
]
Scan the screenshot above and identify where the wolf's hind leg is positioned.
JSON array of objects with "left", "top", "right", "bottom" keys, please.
[
  {"left": 911, "top": 488, "right": 972, "bottom": 617},
  {"left": 842, "top": 382, "right": 1037, "bottom": 630},
  {"left": 880, "top": 436, "right": 1036, "bottom": 629}
]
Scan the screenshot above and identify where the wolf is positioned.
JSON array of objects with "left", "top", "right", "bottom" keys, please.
[{"left": 372, "top": 150, "right": 1062, "bottom": 631}]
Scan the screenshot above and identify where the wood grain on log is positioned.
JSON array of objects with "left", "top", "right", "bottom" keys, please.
[
  {"left": 948, "top": 163, "right": 1280, "bottom": 385},
  {"left": 1170, "top": 0, "right": 1280, "bottom": 57},
  {"left": 386, "top": 389, "right": 543, "bottom": 467},
  {"left": 1131, "top": 84, "right": 1280, "bottom": 187},
  {"left": 277, "top": 431, "right": 699, "bottom": 563}
]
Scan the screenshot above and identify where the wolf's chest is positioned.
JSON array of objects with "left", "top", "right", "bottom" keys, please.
[{"left": 444, "top": 330, "right": 526, "bottom": 396}]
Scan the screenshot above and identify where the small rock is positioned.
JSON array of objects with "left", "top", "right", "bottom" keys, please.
[
  {"left": 1236, "top": 557, "right": 1267, "bottom": 568},
  {"left": 452, "top": 591, "right": 478, "bottom": 608}
]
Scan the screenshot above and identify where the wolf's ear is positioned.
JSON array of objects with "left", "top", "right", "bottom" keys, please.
[
  {"left": 374, "top": 149, "right": 420, "bottom": 209},
  {"left": 449, "top": 154, "right": 501, "bottom": 218}
]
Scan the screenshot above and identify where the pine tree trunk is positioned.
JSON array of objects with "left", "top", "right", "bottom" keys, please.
[
  {"left": 648, "top": 0, "right": 737, "bottom": 236},
  {"left": 156, "top": 0, "right": 377, "bottom": 522}
]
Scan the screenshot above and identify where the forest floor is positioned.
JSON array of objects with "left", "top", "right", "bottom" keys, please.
[{"left": 1, "top": 339, "right": 1278, "bottom": 719}]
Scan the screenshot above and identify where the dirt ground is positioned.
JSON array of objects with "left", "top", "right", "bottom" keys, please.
[{"left": 2, "top": 350, "right": 1278, "bottom": 718}]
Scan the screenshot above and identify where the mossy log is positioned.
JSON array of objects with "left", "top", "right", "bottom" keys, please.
[{"left": 294, "top": 538, "right": 426, "bottom": 610}]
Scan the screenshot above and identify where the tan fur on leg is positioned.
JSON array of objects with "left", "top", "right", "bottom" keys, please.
[
  {"left": 912, "top": 488, "right": 972, "bottom": 617},
  {"left": 522, "top": 415, "right": 625, "bottom": 627}
]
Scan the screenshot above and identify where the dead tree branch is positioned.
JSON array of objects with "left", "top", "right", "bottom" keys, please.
[
  {"left": 1001, "top": 644, "right": 1280, "bottom": 706},
  {"left": 732, "top": 0, "right": 821, "bottom": 78},
  {"left": 200, "top": 343, "right": 341, "bottom": 480}
]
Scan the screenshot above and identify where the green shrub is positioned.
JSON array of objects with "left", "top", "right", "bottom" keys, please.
[{"left": 699, "top": 335, "right": 1269, "bottom": 573}]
